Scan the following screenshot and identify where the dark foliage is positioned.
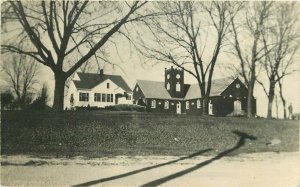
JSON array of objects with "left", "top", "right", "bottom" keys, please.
[
  {"left": 105, "top": 104, "right": 145, "bottom": 112},
  {"left": 29, "top": 85, "right": 49, "bottom": 110},
  {"left": 1, "top": 91, "right": 14, "bottom": 110}
]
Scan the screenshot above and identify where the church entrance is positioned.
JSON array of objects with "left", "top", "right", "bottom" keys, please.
[
  {"left": 208, "top": 100, "right": 213, "bottom": 115},
  {"left": 234, "top": 100, "right": 242, "bottom": 115},
  {"left": 176, "top": 102, "right": 181, "bottom": 114}
]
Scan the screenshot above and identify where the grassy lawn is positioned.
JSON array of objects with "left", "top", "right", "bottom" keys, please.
[{"left": 1, "top": 110, "right": 299, "bottom": 158}]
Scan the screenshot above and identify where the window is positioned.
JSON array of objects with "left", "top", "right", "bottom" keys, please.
[
  {"left": 102, "top": 93, "right": 106, "bottom": 102},
  {"left": 94, "top": 93, "right": 101, "bottom": 102},
  {"left": 176, "top": 82, "right": 180, "bottom": 92},
  {"left": 197, "top": 99, "right": 201, "bottom": 108},
  {"left": 111, "top": 94, "right": 114, "bottom": 102},
  {"left": 186, "top": 101, "right": 189, "bottom": 109},
  {"left": 126, "top": 94, "right": 131, "bottom": 100},
  {"left": 107, "top": 94, "right": 111, "bottom": 102},
  {"left": 166, "top": 82, "right": 170, "bottom": 90},
  {"left": 151, "top": 100, "right": 156, "bottom": 108},
  {"left": 107, "top": 83, "right": 110, "bottom": 89},
  {"left": 136, "top": 87, "right": 139, "bottom": 91},
  {"left": 79, "top": 92, "right": 89, "bottom": 101},
  {"left": 164, "top": 100, "right": 169, "bottom": 109}
]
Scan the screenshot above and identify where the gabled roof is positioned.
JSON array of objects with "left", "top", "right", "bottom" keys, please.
[
  {"left": 136, "top": 77, "right": 236, "bottom": 100},
  {"left": 73, "top": 72, "right": 132, "bottom": 92},
  {"left": 184, "top": 77, "right": 236, "bottom": 100},
  {"left": 136, "top": 80, "right": 174, "bottom": 99}
]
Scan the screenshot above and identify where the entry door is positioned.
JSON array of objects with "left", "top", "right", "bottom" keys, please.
[
  {"left": 176, "top": 102, "right": 181, "bottom": 114},
  {"left": 234, "top": 100, "right": 241, "bottom": 114},
  {"left": 208, "top": 100, "right": 213, "bottom": 115}
]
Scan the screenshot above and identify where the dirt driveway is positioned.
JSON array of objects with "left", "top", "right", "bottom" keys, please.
[{"left": 1, "top": 152, "right": 300, "bottom": 187}]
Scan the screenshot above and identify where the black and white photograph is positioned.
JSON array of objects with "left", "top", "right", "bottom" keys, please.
[{"left": 0, "top": 1, "right": 299, "bottom": 186}]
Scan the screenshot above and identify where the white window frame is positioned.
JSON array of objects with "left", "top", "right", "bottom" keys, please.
[
  {"left": 107, "top": 94, "right": 111, "bottom": 102},
  {"left": 176, "top": 82, "right": 180, "bottom": 92},
  {"left": 102, "top": 93, "right": 106, "bottom": 102},
  {"left": 94, "top": 93, "right": 101, "bottom": 102},
  {"left": 166, "top": 82, "right": 170, "bottom": 90},
  {"left": 164, "top": 100, "right": 169, "bottom": 109},
  {"left": 197, "top": 99, "right": 201, "bottom": 108},
  {"left": 79, "top": 92, "right": 89, "bottom": 101},
  {"left": 186, "top": 101, "right": 189, "bottom": 109},
  {"left": 151, "top": 100, "right": 156, "bottom": 108}
]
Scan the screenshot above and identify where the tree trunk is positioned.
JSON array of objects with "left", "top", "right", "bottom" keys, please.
[
  {"left": 282, "top": 98, "right": 287, "bottom": 119},
  {"left": 247, "top": 82, "right": 254, "bottom": 118},
  {"left": 278, "top": 80, "right": 286, "bottom": 119},
  {"left": 267, "top": 97, "right": 274, "bottom": 119},
  {"left": 267, "top": 82, "right": 275, "bottom": 119},
  {"left": 52, "top": 73, "right": 66, "bottom": 111},
  {"left": 202, "top": 98, "right": 208, "bottom": 115}
]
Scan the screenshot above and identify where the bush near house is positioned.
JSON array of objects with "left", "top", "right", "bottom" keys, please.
[
  {"left": 105, "top": 104, "right": 146, "bottom": 112},
  {"left": 1, "top": 110, "right": 298, "bottom": 157},
  {"left": 73, "top": 104, "right": 145, "bottom": 112},
  {"left": 75, "top": 106, "right": 102, "bottom": 111}
]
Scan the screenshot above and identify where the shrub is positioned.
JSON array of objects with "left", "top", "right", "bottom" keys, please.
[
  {"left": 75, "top": 106, "right": 103, "bottom": 111},
  {"left": 105, "top": 104, "right": 145, "bottom": 112},
  {"left": 1, "top": 91, "right": 14, "bottom": 110},
  {"left": 29, "top": 84, "right": 49, "bottom": 110}
]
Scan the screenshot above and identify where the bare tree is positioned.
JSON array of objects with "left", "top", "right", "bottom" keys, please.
[
  {"left": 137, "top": 2, "right": 241, "bottom": 114},
  {"left": 1, "top": 1, "right": 148, "bottom": 111},
  {"left": 1, "top": 54, "right": 39, "bottom": 108},
  {"left": 231, "top": 2, "right": 273, "bottom": 118},
  {"left": 256, "top": 2, "right": 299, "bottom": 119}
]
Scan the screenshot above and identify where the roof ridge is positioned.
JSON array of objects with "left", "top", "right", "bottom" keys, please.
[
  {"left": 137, "top": 79, "right": 164, "bottom": 83},
  {"left": 74, "top": 72, "right": 132, "bottom": 92},
  {"left": 77, "top": 72, "right": 121, "bottom": 77}
]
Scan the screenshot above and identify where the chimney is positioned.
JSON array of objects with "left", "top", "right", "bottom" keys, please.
[{"left": 99, "top": 69, "right": 104, "bottom": 79}]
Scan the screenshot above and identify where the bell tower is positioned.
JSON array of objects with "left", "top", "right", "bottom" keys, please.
[{"left": 165, "top": 66, "right": 185, "bottom": 98}]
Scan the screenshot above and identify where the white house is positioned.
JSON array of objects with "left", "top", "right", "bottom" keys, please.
[{"left": 65, "top": 70, "right": 133, "bottom": 109}]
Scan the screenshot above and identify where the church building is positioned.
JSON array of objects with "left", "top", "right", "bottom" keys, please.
[{"left": 132, "top": 66, "right": 256, "bottom": 116}]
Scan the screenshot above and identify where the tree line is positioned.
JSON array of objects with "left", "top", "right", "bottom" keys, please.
[{"left": 1, "top": 1, "right": 299, "bottom": 118}]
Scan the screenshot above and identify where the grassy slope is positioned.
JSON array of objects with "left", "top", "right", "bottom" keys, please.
[{"left": 1, "top": 111, "right": 299, "bottom": 157}]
